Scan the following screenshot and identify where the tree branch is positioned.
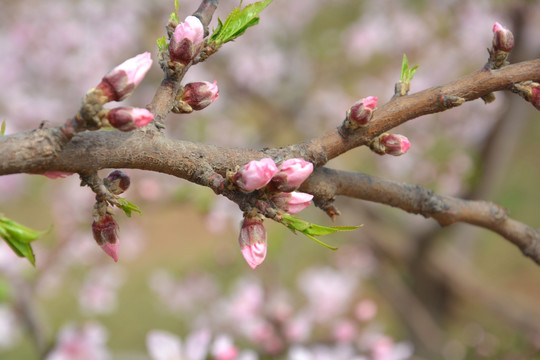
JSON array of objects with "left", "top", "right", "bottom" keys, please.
[{"left": 301, "top": 167, "right": 540, "bottom": 264}]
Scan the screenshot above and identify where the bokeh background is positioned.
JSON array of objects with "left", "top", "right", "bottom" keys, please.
[{"left": 1, "top": 0, "right": 540, "bottom": 359}]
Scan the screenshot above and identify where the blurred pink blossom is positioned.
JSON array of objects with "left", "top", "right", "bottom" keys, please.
[
  {"left": 355, "top": 299, "right": 378, "bottom": 322},
  {"left": 211, "top": 334, "right": 239, "bottom": 360},
  {"left": 146, "top": 329, "right": 211, "bottom": 360},
  {"left": 45, "top": 322, "right": 110, "bottom": 360}
]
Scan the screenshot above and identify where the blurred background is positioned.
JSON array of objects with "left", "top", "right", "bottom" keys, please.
[{"left": 1, "top": 0, "right": 540, "bottom": 359}]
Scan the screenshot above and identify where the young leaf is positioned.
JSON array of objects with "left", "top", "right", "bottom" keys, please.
[
  {"left": 209, "top": 0, "right": 272, "bottom": 46},
  {"left": 0, "top": 217, "right": 49, "bottom": 243},
  {"left": 280, "top": 214, "right": 361, "bottom": 250},
  {"left": 116, "top": 198, "right": 142, "bottom": 217},
  {"left": 0, "top": 220, "right": 38, "bottom": 266},
  {"left": 157, "top": 36, "right": 168, "bottom": 52},
  {"left": 0, "top": 120, "right": 5, "bottom": 136},
  {"left": 400, "top": 54, "right": 418, "bottom": 83}
]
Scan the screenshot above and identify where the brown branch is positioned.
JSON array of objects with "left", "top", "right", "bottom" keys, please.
[{"left": 301, "top": 167, "right": 540, "bottom": 264}]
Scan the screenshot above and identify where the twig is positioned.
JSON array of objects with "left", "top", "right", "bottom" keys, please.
[{"left": 302, "top": 168, "right": 540, "bottom": 264}]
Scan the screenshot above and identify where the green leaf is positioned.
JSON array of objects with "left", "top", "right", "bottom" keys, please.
[
  {"left": 0, "top": 217, "right": 49, "bottom": 243},
  {"left": 116, "top": 198, "right": 142, "bottom": 218},
  {"left": 400, "top": 54, "right": 418, "bottom": 83},
  {"left": 0, "top": 219, "right": 42, "bottom": 266},
  {"left": 209, "top": 0, "right": 272, "bottom": 46},
  {"left": 157, "top": 36, "right": 168, "bottom": 52},
  {"left": 280, "top": 214, "right": 361, "bottom": 250},
  {"left": 0, "top": 120, "right": 5, "bottom": 136}
]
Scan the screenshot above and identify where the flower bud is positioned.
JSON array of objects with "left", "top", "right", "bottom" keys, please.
[
  {"left": 272, "top": 191, "right": 313, "bottom": 215},
  {"left": 43, "top": 171, "right": 74, "bottom": 179},
  {"left": 270, "top": 159, "right": 313, "bottom": 192},
  {"left": 233, "top": 158, "right": 279, "bottom": 192},
  {"left": 92, "top": 214, "right": 120, "bottom": 262},
  {"left": 371, "top": 133, "right": 411, "bottom": 156},
  {"left": 492, "top": 22, "right": 514, "bottom": 53},
  {"left": 92, "top": 214, "right": 118, "bottom": 246},
  {"left": 169, "top": 16, "right": 204, "bottom": 65},
  {"left": 513, "top": 81, "right": 540, "bottom": 111},
  {"left": 107, "top": 107, "right": 154, "bottom": 132},
  {"left": 104, "top": 170, "right": 130, "bottom": 195},
  {"left": 181, "top": 80, "right": 219, "bottom": 111},
  {"left": 97, "top": 52, "right": 152, "bottom": 102},
  {"left": 346, "top": 96, "right": 378, "bottom": 127},
  {"left": 238, "top": 217, "right": 267, "bottom": 269}
]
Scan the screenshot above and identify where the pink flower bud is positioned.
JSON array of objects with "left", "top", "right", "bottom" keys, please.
[
  {"left": 43, "top": 171, "right": 74, "bottom": 179},
  {"left": 271, "top": 159, "right": 314, "bottom": 192},
  {"left": 169, "top": 16, "right": 204, "bottom": 65},
  {"left": 92, "top": 214, "right": 120, "bottom": 262},
  {"left": 92, "top": 214, "right": 118, "bottom": 246},
  {"left": 238, "top": 217, "right": 267, "bottom": 269},
  {"left": 97, "top": 52, "right": 152, "bottom": 102},
  {"left": 532, "top": 85, "right": 540, "bottom": 110},
  {"left": 272, "top": 191, "right": 313, "bottom": 214},
  {"left": 101, "top": 240, "right": 120, "bottom": 263},
  {"left": 181, "top": 80, "right": 219, "bottom": 111},
  {"left": 492, "top": 22, "right": 514, "bottom": 52},
  {"left": 346, "top": 96, "right": 378, "bottom": 126},
  {"left": 372, "top": 133, "right": 411, "bottom": 156},
  {"left": 107, "top": 107, "right": 154, "bottom": 132},
  {"left": 104, "top": 170, "right": 130, "bottom": 195},
  {"left": 234, "top": 158, "right": 279, "bottom": 192}
]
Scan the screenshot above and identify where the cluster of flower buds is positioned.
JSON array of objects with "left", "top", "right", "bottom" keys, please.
[
  {"left": 96, "top": 52, "right": 153, "bottom": 103},
  {"left": 370, "top": 133, "right": 411, "bottom": 156},
  {"left": 238, "top": 215, "right": 267, "bottom": 269},
  {"left": 489, "top": 22, "right": 514, "bottom": 69},
  {"left": 232, "top": 158, "right": 314, "bottom": 269},
  {"left": 169, "top": 16, "right": 204, "bottom": 65},
  {"left": 345, "top": 96, "right": 378, "bottom": 130},
  {"left": 106, "top": 107, "right": 154, "bottom": 132},
  {"left": 177, "top": 80, "right": 219, "bottom": 112},
  {"left": 513, "top": 81, "right": 540, "bottom": 111}
]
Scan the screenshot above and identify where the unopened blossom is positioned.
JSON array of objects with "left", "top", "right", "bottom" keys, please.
[
  {"left": 346, "top": 96, "right": 378, "bottom": 127},
  {"left": 272, "top": 192, "right": 313, "bottom": 214},
  {"left": 181, "top": 80, "right": 219, "bottom": 111},
  {"left": 97, "top": 52, "right": 152, "bottom": 102},
  {"left": 371, "top": 133, "right": 411, "bottom": 156},
  {"left": 104, "top": 170, "right": 130, "bottom": 195},
  {"left": 514, "top": 81, "right": 540, "bottom": 111},
  {"left": 169, "top": 16, "right": 204, "bottom": 65},
  {"left": 43, "top": 171, "right": 74, "bottom": 179},
  {"left": 492, "top": 22, "right": 514, "bottom": 53},
  {"left": 107, "top": 107, "right": 154, "bottom": 132},
  {"left": 271, "top": 159, "right": 313, "bottom": 192},
  {"left": 92, "top": 214, "right": 120, "bottom": 262},
  {"left": 233, "top": 158, "right": 279, "bottom": 192},
  {"left": 238, "top": 217, "right": 267, "bottom": 269}
]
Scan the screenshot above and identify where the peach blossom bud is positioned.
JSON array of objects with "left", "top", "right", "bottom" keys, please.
[
  {"left": 169, "top": 16, "right": 204, "bottom": 65},
  {"left": 233, "top": 158, "right": 279, "bottom": 192},
  {"left": 181, "top": 80, "right": 219, "bottom": 111},
  {"left": 346, "top": 96, "right": 378, "bottom": 126},
  {"left": 372, "top": 133, "right": 411, "bottom": 156},
  {"left": 532, "top": 84, "right": 540, "bottom": 110},
  {"left": 97, "top": 52, "right": 152, "bottom": 101},
  {"left": 492, "top": 22, "right": 514, "bottom": 52},
  {"left": 92, "top": 214, "right": 118, "bottom": 246},
  {"left": 271, "top": 159, "right": 313, "bottom": 192},
  {"left": 92, "top": 214, "right": 120, "bottom": 262},
  {"left": 107, "top": 107, "right": 154, "bottom": 132},
  {"left": 238, "top": 217, "right": 267, "bottom": 269},
  {"left": 104, "top": 170, "right": 130, "bottom": 195},
  {"left": 43, "top": 171, "right": 74, "bottom": 179},
  {"left": 272, "top": 192, "right": 313, "bottom": 214}
]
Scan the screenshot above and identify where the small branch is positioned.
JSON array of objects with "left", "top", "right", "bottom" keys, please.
[{"left": 301, "top": 167, "right": 540, "bottom": 264}]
